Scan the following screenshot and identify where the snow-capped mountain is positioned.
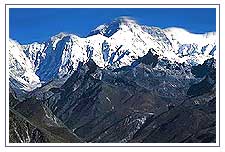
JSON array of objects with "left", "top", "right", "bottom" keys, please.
[
  {"left": 9, "top": 16, "right": 216, "bottom": 93},
  {"left": 9, "top": 16, "right": 217, "bottom": 143},
  {"left": 163, "top": 27, "right": 216, "bottom": 64},
  {"left": 9, "top": 39, "right": 41, "bottom": 94}
]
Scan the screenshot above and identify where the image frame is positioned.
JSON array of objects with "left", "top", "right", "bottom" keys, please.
[{"left": 4, "top": 3, "right": 221, "bottom": 148}]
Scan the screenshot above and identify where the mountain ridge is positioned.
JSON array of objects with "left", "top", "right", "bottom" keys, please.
[{"left": 9, "top": 17, "right": 216, "bottom": 94}]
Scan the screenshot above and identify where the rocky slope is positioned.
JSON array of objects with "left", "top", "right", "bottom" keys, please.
[
  {"left": 9, "top": 88, "right": 83, "bottom": 143},
  {"left": 10, "top": 52, "right": 216, "bottom": 143}
]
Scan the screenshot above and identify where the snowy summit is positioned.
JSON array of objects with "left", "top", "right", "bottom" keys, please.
[{"left": 9, "top": 17, "right": 216, "bottom": 92}]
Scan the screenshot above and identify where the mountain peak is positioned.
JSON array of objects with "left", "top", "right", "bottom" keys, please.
[
  {"left": 88, "top": 16, "right": 139, "bottom": 37},
  {"left": 51, "top": 32, "right": 70, "bottom": 41},
  {"left": 113, "top": 16, "right": 137, "bottom": 25},
  {"left": 163, "top": 27, "right": 216, "bottom": 38}
]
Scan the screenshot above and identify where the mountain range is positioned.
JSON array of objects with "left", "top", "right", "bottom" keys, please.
[{"left": 9, "top": 16, "right": 216, "bottom": 143}]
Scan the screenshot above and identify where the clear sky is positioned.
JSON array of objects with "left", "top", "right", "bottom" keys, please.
[{"left": 9, "top": 8, "right": 216, "bottom": 44}]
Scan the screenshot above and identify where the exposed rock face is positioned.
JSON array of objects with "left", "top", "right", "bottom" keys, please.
[
  {"left": 10, "top": 51, "right": 215, "bottom": 143},
  {"left": 188, "top": 58, "right": 216, "bottom": 97},
  {"left": 9, "top": 89, "right": 83, "bottom": 143},
  {"left": 9, "top": 110, "right": 50, "bottom": 143},
  {"left": 191, "top": 58, "right": 216, "bottom": 78}
]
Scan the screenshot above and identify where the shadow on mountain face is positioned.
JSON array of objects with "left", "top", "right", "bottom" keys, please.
[
  {"left": 9, "top": 50, "right": 216, "bottom": 143},
  {"left": 191, "top": 58, "right": 216, "bottom": 78},
  {"left": 188, "top": 58, "right": 216, "bottom": 97},
  {"left": 9, "top": 91, "right": 83, "bottom": 143}
]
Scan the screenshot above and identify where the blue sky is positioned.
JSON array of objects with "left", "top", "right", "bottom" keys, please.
[{"left": 9, "top": 8, "right": 216, "bottom": 44}]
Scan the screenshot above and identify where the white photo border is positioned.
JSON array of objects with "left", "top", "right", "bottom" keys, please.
[{"left": 4, "top": 3, "right": 220, "bottom": 148}]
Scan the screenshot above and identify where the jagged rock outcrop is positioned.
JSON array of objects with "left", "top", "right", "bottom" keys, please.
[{"left": 17, "top": 54, "right": 216, "bottom": 143}]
